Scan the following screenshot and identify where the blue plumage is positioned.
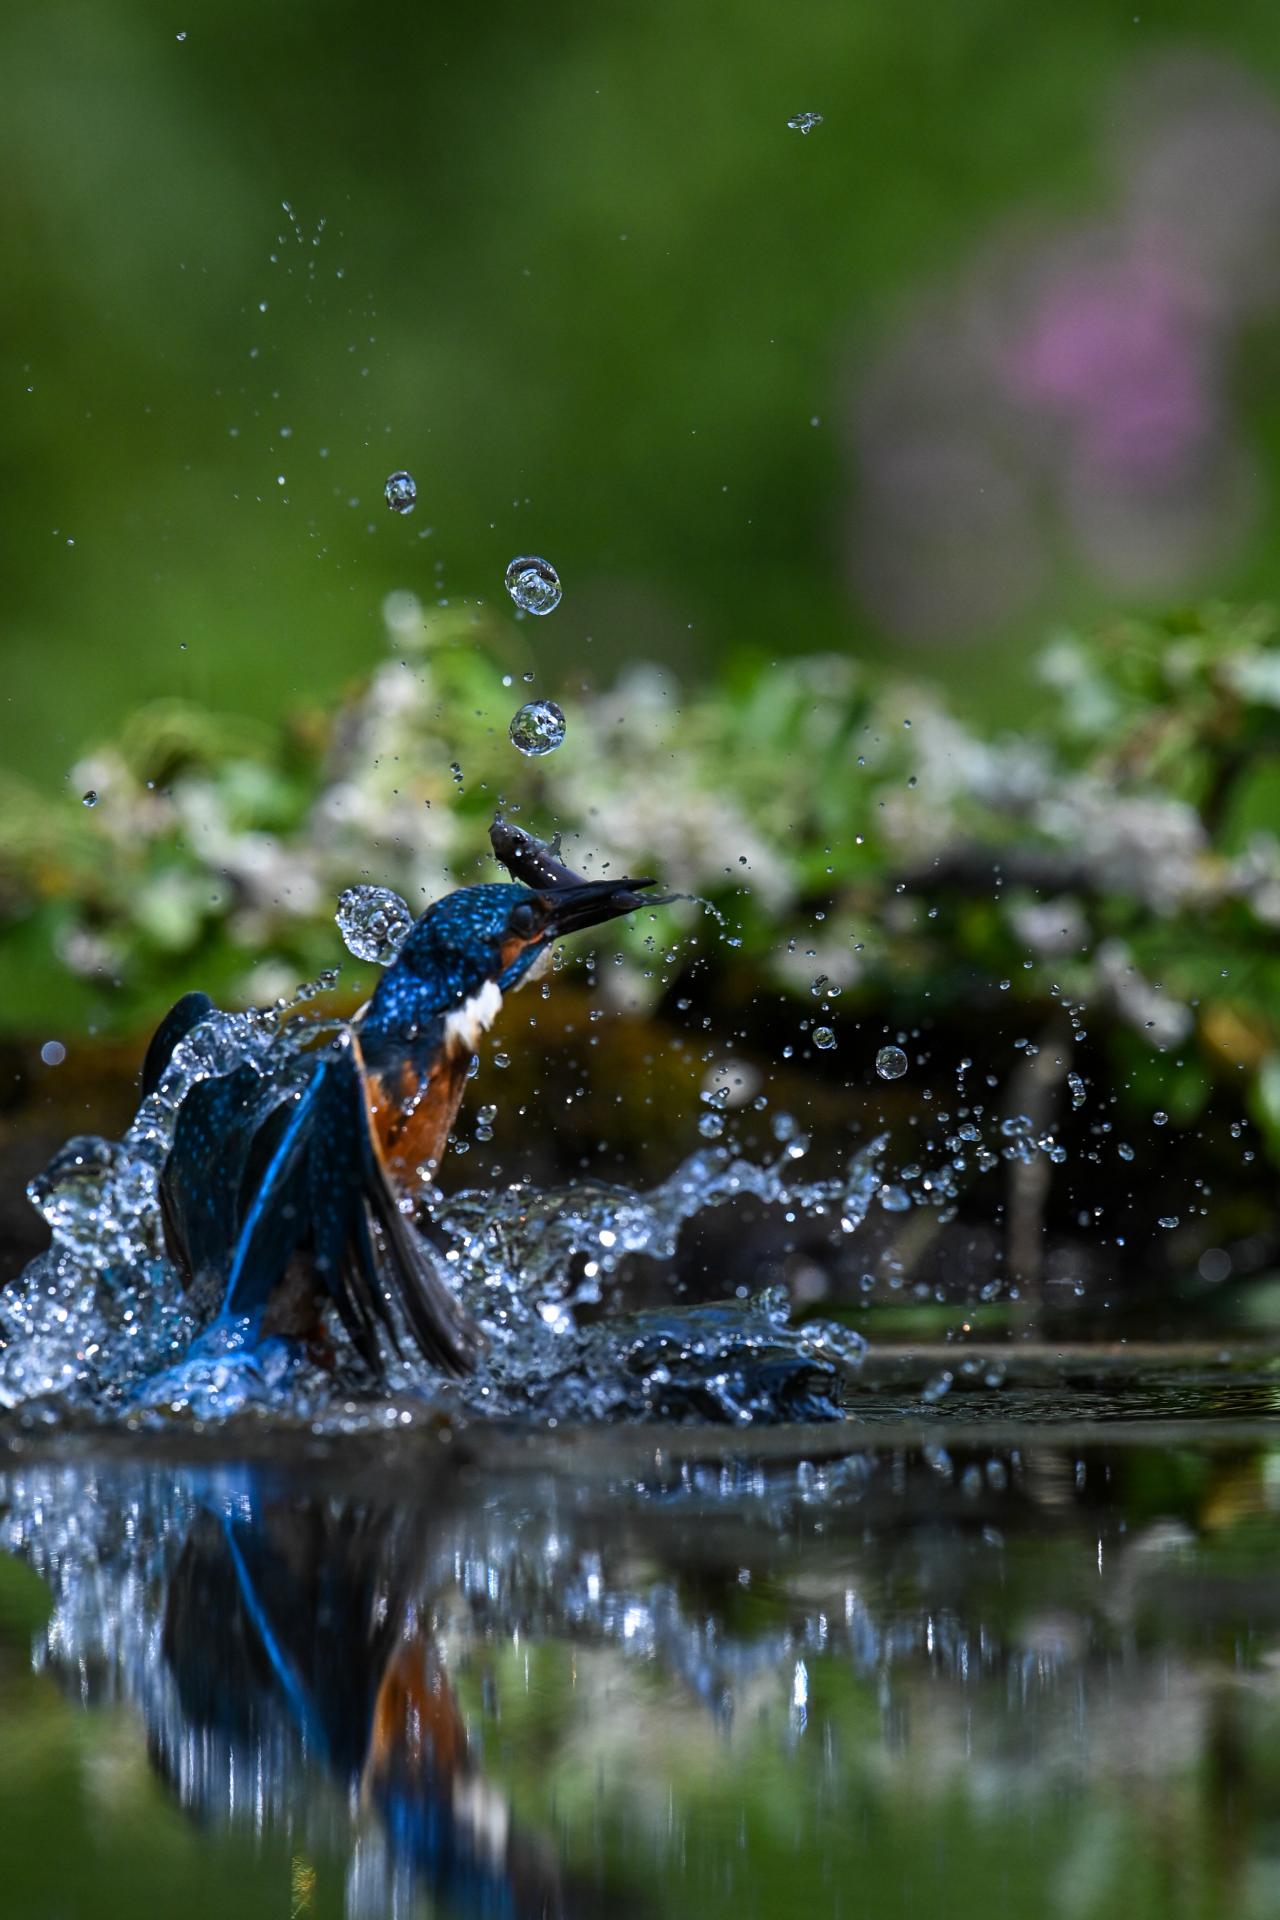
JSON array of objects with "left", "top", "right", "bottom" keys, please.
[{"left": 147, "top": 833, "right": 658, "bottom": 1381}]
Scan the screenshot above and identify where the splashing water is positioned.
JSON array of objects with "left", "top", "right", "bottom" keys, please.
[
  {"left": 504, "top": 555, "right": 562, "bottom": 615},
  {"left": 0, "top": 1002, "right": 878, "bottom": 1429},
  {"left": 335, "top": 884, "right": 413, "bottom": 963},
  {"left": 6, "top": 1002, "right": 302, "bottom": 1418},
  {"left": 786, "top": 112, "right": 823, "bottom": 135},
  {"left": 509, "top": 698, "right": 566, "bottom": 757}
]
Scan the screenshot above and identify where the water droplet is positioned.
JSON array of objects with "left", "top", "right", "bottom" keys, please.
[
  {"left": 384, "top": 470, "right": 417, "bottom": 514},
  {"left": 1067, "top": 1071, "right": 1086, "bottom": 1109},
  {"left": 813, "top": 1026, "right": 837, "bottom": 1051},
  {"left": 1153, "top": 1110, "right": 1169, "bottom": 1128},
  {"left": 509, "top": 699, "right": 566, "bottom": 757},
  {"left": 1158, "top": 1215, "right": 1179, "bottom": 1230},
  {"left": 504, "top": 555, "right": 561, "bottom": 615},
  {"left": 1117, "top": 1142, "right": 1135, "bottom": 1161},
  {"left": 787, "top": 111, "right": 823, "bottom": 134},
  {"left": 698, "top": 1112, "right": 725, "bottom": 1140},
  {"left": 40, "top": 1041, "right": 66, "bottom": 1067},
  {"left": 334, "top": 885, "right": 413, "bottom": 964},
  {"left": 875, "top": 1045, "right": 908, "bottom": 1080},
  {"left": 81, "top": 790, "right": 98, "bottom": 808}
]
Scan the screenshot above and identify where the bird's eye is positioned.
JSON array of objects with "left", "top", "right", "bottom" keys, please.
[{"left": 509, "top": 901, "right": 538, "bottom": 938}]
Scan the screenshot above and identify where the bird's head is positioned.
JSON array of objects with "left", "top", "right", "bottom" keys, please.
[{"left": 363, "top": 876, "right": 655, "bottom": 1050}]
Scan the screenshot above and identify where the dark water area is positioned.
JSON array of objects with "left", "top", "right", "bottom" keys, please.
[{"left": 3, "top": 1358, "right": 1280, "bottom": 1920}]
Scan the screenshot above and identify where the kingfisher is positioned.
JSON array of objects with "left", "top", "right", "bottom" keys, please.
[{"left": 143, "top": 820, "right": 658, "bottom": 1381}]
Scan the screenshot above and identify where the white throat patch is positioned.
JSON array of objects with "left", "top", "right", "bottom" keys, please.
[{"left": 443, "top": 978, "right": 504, "bottom": 1054}]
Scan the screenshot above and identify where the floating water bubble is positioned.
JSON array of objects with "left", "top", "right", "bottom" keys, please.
[
  {"left": 504, "top": 555, "right": 561, "bottom": 615},
  {"left": 509, "top": 699, "right": 566, "bottom": 757},
  {"left": 875, "top": 1045, "right": 908, "bottom": 1081},
  {"left": 335, "top": 886, "right": 413, "bottom": 964},
  {"left": 813, "top": 1027, "right": 837, "bottom": 1051},
  {"left": 81, "top": 790, "right": 98, "bottom": 808},
  {"left": 787, "top": 111, "right": 823, "bottom": 134},
  {"left": 383, "top": 470, "right": 417, "bottom": 514}
]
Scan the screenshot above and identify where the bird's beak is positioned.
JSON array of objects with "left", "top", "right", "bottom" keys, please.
[{"left": 540, "top": 876, "right": 660, "bottom": 936}]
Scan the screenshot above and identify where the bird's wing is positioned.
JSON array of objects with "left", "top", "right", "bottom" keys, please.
[
  {"left": 222, "top": 1032, "right": 481, "bottom": 1378},
  {"left": 145, "top": 988, "right": 481, "bottom": 1379}
]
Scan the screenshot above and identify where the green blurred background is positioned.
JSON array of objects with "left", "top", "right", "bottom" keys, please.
[{"left": 9, "top": 0, "right": 1280, "bottom": 791}]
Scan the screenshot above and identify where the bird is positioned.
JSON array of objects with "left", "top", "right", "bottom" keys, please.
[{"left": 143, "top": 822, "right": 659, "bottom": 1382}]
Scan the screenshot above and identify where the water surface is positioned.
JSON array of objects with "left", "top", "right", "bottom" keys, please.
[{"left": 3, "top": 1358, "right": 1280, "bottom": 1919}]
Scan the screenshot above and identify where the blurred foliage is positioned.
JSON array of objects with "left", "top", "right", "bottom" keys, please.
[
  {"left": 2, "top": 598, "right": 1278, "bottom": 1160},
  {"left": 11, "top": 2, "right": 1280, "bottom": 786}
]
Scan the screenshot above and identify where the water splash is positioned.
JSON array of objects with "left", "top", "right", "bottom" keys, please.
[{"left": 1, "top": 1002, "right": 878, "bottom": 1429}]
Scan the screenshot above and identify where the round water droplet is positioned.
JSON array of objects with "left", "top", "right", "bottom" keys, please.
[
  {"left": 40, "top": 1040, "right": 66, "bottom": 1067},
  {"left": 81, "top": 790, "right": 98, "bottom": 808},
  {"left": 384, "top": 470, "right": 417, "bottom": 514},
  {"left": 875, "top": 1045, "right": 908, "bottom": 1081},
  {"left": 509, "top": 699, "right": 566, "bottom": 757},
  {"left": 813, "top": 1026, "right": 837, "bottom": 1051},
  {"left": 335, "top": 885, "right": 413, "bottom": 964},
  {"left": 787, "top": 111, "right": 824, "bottom": 134},
  {"left": 504, "top": 555, "right": 561, "bottom": 615}
]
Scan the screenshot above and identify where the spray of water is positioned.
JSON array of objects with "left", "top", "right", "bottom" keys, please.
[{"left": 3, "top": 997, "right": 878, "bottom": 1428}]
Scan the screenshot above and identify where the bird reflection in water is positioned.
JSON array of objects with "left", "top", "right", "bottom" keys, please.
[{"left": 118, "top": 1473, "right": 602, "bottom": 1920}]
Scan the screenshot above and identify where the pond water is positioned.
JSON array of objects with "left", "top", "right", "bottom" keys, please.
[{"left": 2, "top": 1356, "right": 1280, "bottom": 1920}]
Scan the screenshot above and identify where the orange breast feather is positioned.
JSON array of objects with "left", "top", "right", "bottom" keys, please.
[{"left": 358, "top": 1043, "right": 471, "bottom": 1190}]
